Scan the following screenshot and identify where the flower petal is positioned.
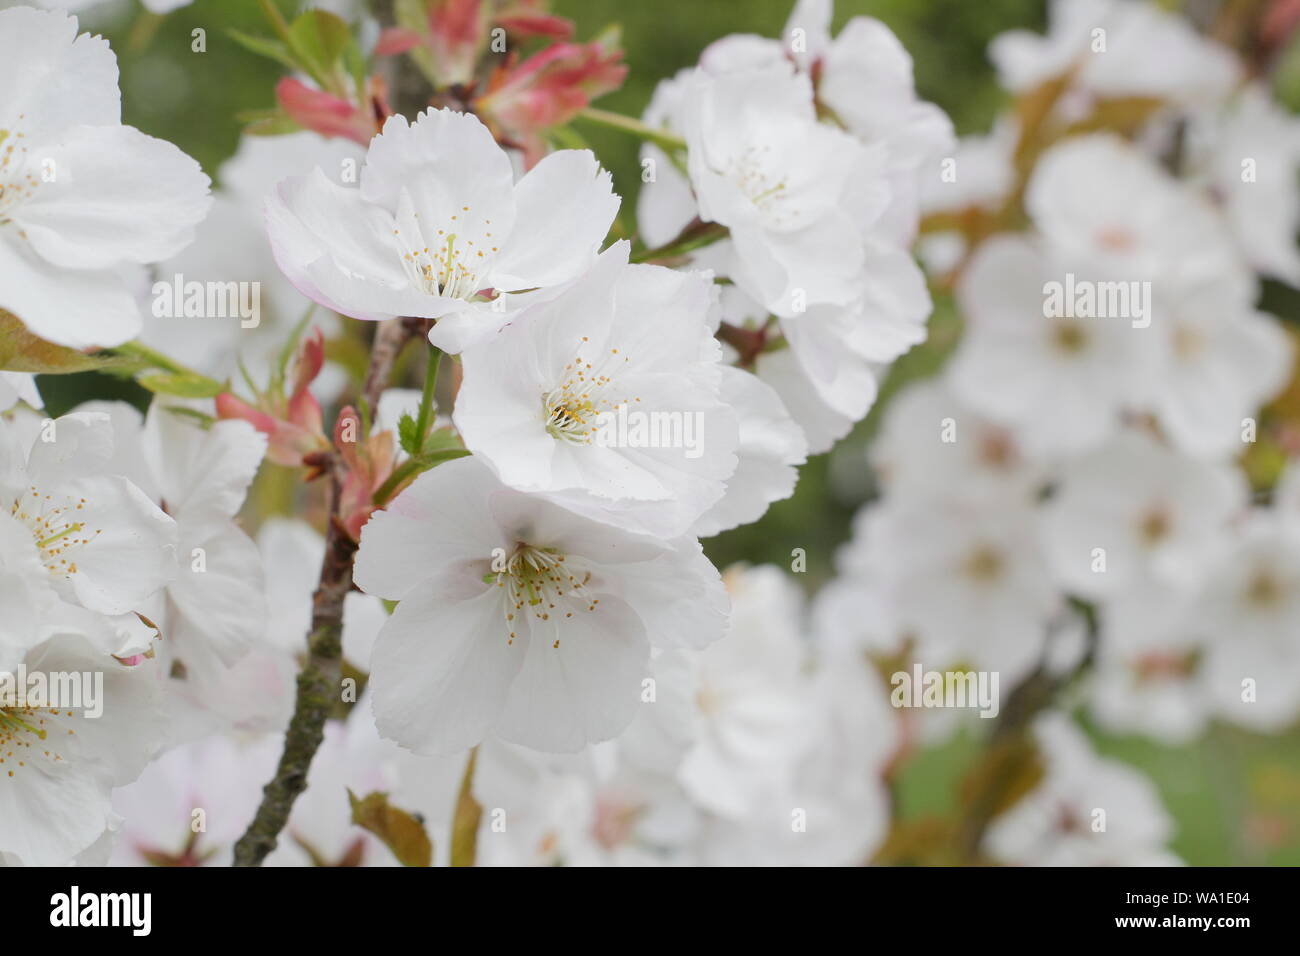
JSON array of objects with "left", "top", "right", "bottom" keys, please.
[
  {"left": 370, "top": 576, "right": 525, "bottom": 756},
  {"left": 13, "top": 124, "right": 211, "bottom": 269}
]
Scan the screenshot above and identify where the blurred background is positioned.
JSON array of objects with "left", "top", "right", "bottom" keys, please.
[{"left": 31, "top": 0, "right": 1300, "bottom": 865}]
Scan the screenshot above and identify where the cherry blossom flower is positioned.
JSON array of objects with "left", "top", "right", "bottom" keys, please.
[
  {"left": 0, "top": 7, "right": 211, "bottom": 349},
  {"left": 682, "top": 62, "right": 885, "bottom": 318},
  {"left": 0, "top": 411, "right": 177, "bottom": 641},
  {"left": 454, "top": 242, "right": 740, "bottom": 537},
  {"left": 265, "top": 107, "right": 618, "bottom": 353},
  {"left": 985, "top": 713, "right": 1180, "bottom": 866},
  {"left": 0, "top": 633, "right": 166, "bottom": 866},
  {"left": 991, "top": 0, "right": 1239, "bottom": 110},
  {"left": 353, "top": 456, "right": 728, "bottom": 756},
  {"left": 1043, "top": 428, "right": 1247, "bottom": 599}
]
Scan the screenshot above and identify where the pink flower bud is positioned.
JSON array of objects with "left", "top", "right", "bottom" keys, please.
[
  {"left": 276, "top": 76, "right": 382, "bottom": 146},
  {"left": 476, "top": 39, "right": 626, "bottom": 165}
]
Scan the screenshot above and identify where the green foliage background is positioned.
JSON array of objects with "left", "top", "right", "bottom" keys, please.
[{"left": 33, "top": 0, "right": 1300, "bottom": 864}]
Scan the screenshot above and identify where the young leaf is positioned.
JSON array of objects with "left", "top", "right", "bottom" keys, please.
[
  {"left": 227, "top": 29, "right": 299, "bottom": 71},
  {"left": 397, "top": 411, "right": 422, "bottom": 456},
  {"left": 347, "top": 790, "right": 433, "bottom": 867},
  {"left": 0, "top": 311, "right": 138, "bottom": 375},
  {"left": 137, "top": 372, "right": 226, "bottom": 399}
]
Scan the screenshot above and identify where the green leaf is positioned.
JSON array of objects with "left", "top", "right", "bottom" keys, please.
[
  {"left": 394, "top": 0, "right": 430, "bottom": 33},
  {"left": 397, "top": 411, "right": 422, "bottom": 456},
  {"left": 347, "top": 790, "right": 433, "bottom": 867},
  {"left": 288, "top": 9, "right": 354, "bottom": 88},
  {"left": 236, "top": 108, "right": 303, "bottom": 136},
  {"left": 137, "top": 372, "right": 226, "bottom": 399},
  {"left": 0, "top": 311, "right": 139, "bottom": 375},
  {"left": 227, "top": 29, "right": 299, "bottom": 71},
  {"left": 422, "top": 425, "right": 463, "bottom": 455},
  {"left": 411, "top": 446, "right": 471, "bottom": 469},
  {"left": 163, "top": 406, "right": 216, "bottom": 429}
]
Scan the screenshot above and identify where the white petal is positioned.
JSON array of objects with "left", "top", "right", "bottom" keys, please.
[
  {"left": 265, "top": 168, "right": 434, "bottom": 322},
  {"left": 493, "top": 591, "right": 648, "bottom": 752},
  {"left": 13, "top": 124, "right": 211, "bottom": 269},
  {"left": 610, "top": 538, "right": 729, "bottom": 651},
  {"left": 693, "top": 367, "right": 806, "bottom": 537},
  {"left": 0, "top": 7, "right": 120, "bottom": 143},
  {"left": 370, "top": 577, "right": 524, "bottom": 756},
  {"left": 0, "top": 235, "right": 143, "bottom": 348},
  {"left": 144, "top": 409, "right": 266, "bottom": 528},
  {"left": 354, "top": 457, "right": 503, "bottom": 601},
  {"left": 490, "top": 149, "right": 619, "bottom": 291},
  {"left": 59, "top": 474, "right": 177, "bottom": 615},
  {"left": 169, "top": 523, "right": 267, "bottom": 668},
  {"left": 23, "top": 410, "right": 113, "bottom": 485}
]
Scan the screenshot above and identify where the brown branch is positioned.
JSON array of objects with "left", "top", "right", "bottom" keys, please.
[
  {"left": 951, "top": 601, "right": 1100, "bottom": 863},
  {"left": 232, "top": 317, "right": 426, "bottom": 866}
]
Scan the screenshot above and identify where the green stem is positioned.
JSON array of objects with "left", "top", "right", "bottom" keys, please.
[
  {"left": 373, "top": 447, "right": 470, "bottom": 507},
  {"left": 110, "top": 340, "right": 223, "bottom": 390},
  {"left": 413, "top": 346, "right": 442, "bottom": 445},
  {"left": 631, "top": 220, "right": 728, "bottom": 264},
  {"left": 259, "top": 0, "right": 294, "bottom": 45},
  {"left": 575, "top": 106, "right": 687, "bottom": 154}
]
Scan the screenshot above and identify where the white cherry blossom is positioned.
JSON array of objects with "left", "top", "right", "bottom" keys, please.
[
  {"left": 265, "top": 107, "right": 619, "bottom": 353},
  {"left": 455, "top": 242, "right": 740, "bottom": 537},
  {"left": 353, "top": 456, "right": 728, "bottom": 756},
  {"left": 0, "top": 7, "right": 211, "bottom": 349}
]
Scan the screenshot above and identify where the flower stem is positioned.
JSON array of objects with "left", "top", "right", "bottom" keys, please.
[
  {"left": 575, "top": 106, "right": 687, "bottom": 154},
  {"left": 630, "top": 219, "right": 728, "bottom": 264},
  {"left": 413, "top": 345, "right": 442, "bottom": 445},
  {"left": 110, "top": 340, "right": 212, "bottom": 381}
]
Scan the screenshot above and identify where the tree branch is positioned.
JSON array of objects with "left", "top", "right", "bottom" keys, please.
[
  {"left": 952, "top": 600, "right": 1101, "bottom": 863},
  {"left": 232, "top": 317, "right": 426, "bottom": 866}
]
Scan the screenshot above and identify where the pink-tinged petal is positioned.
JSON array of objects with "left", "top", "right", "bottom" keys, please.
[
  {"left": 374, "top": 27, "right": 423, "bottom": 56},
  {"left": 215, "top": 393, "right": 318, "bottom": 469},
  {"left": 476, "top": 41, "right": 626, "bottom": 165},
  {"left": 264, "top": 168, "right": 438, "bottom": 322},
  {"left": 494, "top": 13, "right": 574, "bottom": 40},
  {"left": 427, "top": 0, "right": 489, "bottom": 86},
  {"left": 215, "top": 393, "right": 278, "bottom": 436}
]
